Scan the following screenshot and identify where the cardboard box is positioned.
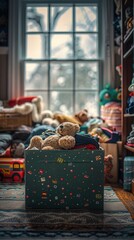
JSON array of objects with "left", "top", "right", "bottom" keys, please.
[
  {"left": 25, "top": 149, "right": 104, "bottom": 211},
  {"left": 123, "top": 156, "right": 134, "bottom": 191},
  {"left": 100, "top": 143, "right": 118, "bottom": 183}
]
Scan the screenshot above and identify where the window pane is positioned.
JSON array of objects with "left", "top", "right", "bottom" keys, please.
[
  {"left": 26, "top": 34, "right": 48, "bottom": 59},
  {"left": 75, "top": 91, "right": 99, "bottom": 116},
  {"left": 50, "top": 62, "right": 73, "bottom": 89},
  {"left": 75, "top": 6, "right": 97, "bottom": 32},
  {"left": 75, "top": 34, "right": 98, "bottom": 59},
  {"left": 51, "top": 6, "right": 72, "bottom": 32},
  {"left": 75, "top": 62, "right": 98, "bottom": 90},
  {"left": 25, "top": 91, "right": 47, "bottom": 110},
  {"left": 25, "top": 62, "right": 48, "bottom": 90},
  {"left": 51, "top": 34, "right": 73, "bottom": 59},
  {"left": 50, "top": 91, "right": 73, "bottom": 114},
  {"left": 26, "top": 7, "right": 48, "bottom": 32}
]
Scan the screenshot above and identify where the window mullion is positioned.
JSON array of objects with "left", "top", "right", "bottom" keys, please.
[{"left": 48, "top": 4, "right": 51, "bottom": 109}]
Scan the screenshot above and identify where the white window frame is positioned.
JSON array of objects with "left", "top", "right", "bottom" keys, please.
[{"left": 8, "top": 0, "right": 115, "bottom": 115}]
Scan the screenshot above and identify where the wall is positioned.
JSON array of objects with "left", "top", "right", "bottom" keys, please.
[{"left": 0, "top": 0, "right": 8, "bottom": 100}]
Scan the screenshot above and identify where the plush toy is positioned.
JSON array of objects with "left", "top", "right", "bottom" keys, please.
[
  {"left": 89, "top": 127, "right": 110, "bottom": 143},
  {"left": 74, "top": 109, "right": 89, "bottom": 125},
  {"left": 27, "top": 122, "right": 80, "bottom": 150},
  {"left": 42, "top": 118, "right": 60, "bottom": 128},
  {"left": 26, "top": 136, "right": 43, "bottom": 150},
  {"left": 41, "top": 109, "right": 53, "bottom": 119},
  {"left": 99, "top": 84, "right": 121, "bottom": 105},
  {"left": 53, "top": 110, "right": 88, "bottom": 126},
  {"left": 42, "top": 122, "right": 80, "bottom": 150},
  {"left": 41, "top": 109, "right": 60, "bottom": 128},
  {"left": 53, "top": 112, "right": 81, "bottom": 125},
  {"left": 104, "top": 154, "right": 113, "bottom": 183}
]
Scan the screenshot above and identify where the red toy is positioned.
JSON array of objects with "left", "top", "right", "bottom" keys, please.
[{"left": 0, "top": 158, "right": 25, "bottom": 182}]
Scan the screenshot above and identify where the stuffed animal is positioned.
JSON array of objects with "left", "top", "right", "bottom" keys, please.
[
  {"left": 74, "top": 109, "right": 89, "bottom": 125},
  {"left": 104, "top": 154, "right": 113, "bottom": 183},
  {"left": 89, "top": 127, "right": 110, "bottom": 143},
  {"left": 53, "top": 112, "right": 85, "bottom": 125},
  {"left": 41, "top": 109, "right": 53, "bottom": 120},
  {"left": 42, "top": 122, "right": 80, "bottom": 150},
  {"left": 53, "top": 113, "right": 81, "bottom": 125},
  {"left": 41, "top": 109, "right": 60, "bottom": 128},
  {"left": 99, "top": 84, "right": 121, "bottom": 105},
  {"left": 27, "top": 122, "right": 80, "bottom": 150},
  {"left": 26, "top": 136, "right": 43, "bottom": 150}
]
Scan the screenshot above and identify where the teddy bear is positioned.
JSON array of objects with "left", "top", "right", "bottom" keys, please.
[
  {"left": 42, "top": 122, "right": 80, "bottom": 150},
  {"left": 41, "top": 109, "right": 60, "bottom": 128},
  {"left": 53, "top": 109, "right": 89, "bottom": 126},
  {"left": 53, "top": 112, "right": 81, "bottom": 125},
  {"left": 74, "top": 109, "right": 89, "bottom": 125},
  {"left": 27, "top": 122, "right": 80, "bottom": 150},
  {"left": 26, "top": 136, "right": 43, "bottom": 150}
]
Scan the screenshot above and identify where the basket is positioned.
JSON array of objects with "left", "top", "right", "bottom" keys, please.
[{"left": 0, "top": 112, "right": 32, "bottom": 130}]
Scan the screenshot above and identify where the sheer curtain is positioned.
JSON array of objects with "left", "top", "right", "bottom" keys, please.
[
  {"left": 102, "top": 0, "right": 115, "bottom": 87},
  {"left": 8, "top": 0, "right": 23, "bottom": 99}
]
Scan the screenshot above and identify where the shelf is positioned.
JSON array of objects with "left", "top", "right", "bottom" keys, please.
[
  {"left": 124, "top": 113, "right": 134, "bottom": 117},
  {"left": 124, "top": 28, "right": 134, "bottom": 44},
  {"left": 123, "top": 45, "right": 134, "bottom": 59},
  {"left": 124, "top": 145, "right": 134, "bottom": 153}
]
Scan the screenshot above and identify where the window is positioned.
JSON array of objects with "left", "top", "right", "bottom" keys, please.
[{"left": 22, "top": 0, "right": 102, "bottom": 115}]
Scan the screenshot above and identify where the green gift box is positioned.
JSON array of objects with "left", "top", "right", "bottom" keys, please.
[{"left": 25, "top": 148, "right": 104, "bottom": 211}]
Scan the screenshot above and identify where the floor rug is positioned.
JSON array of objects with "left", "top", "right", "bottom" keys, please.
[
  {"left": 0, "top": 183, "right": 134, "bottom": 239},
  {"left": 113, "top": 186, "right": 134, "bottom": 220}
]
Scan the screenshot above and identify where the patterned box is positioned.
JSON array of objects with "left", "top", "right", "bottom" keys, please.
[
  {"left": 123, "top": 156, "right": 134, "bottom": 191},
  {"left": 25, "top": 149, "right": 104, "bottom": 211}
]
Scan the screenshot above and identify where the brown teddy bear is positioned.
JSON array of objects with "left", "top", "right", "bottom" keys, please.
[
  {"left": 42, "top": 122, "right": 80, "bottom": 150},
  {"left": 26, "top": 136, "right": 43, "bottom": 150},
  {"left": 74, "top": 109, "right": 89, "bottom": 125},
  {"left": 53, "top": 109, "right": 89, "bottom": 126},
  {"left": 27, "top": 122, "right": 80, "bottom": 150},
  {"left": 53, "top": 112, "right": 81, "bottom": 125}
]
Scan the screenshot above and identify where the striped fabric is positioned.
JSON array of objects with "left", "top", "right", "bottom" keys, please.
[{"left": 101, "top": 102, "right": 121, "bottom": 133}]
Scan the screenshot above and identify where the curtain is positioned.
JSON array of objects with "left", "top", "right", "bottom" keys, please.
[{"left": 102, "top": 0, "right": 115, "bottom": 87}]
